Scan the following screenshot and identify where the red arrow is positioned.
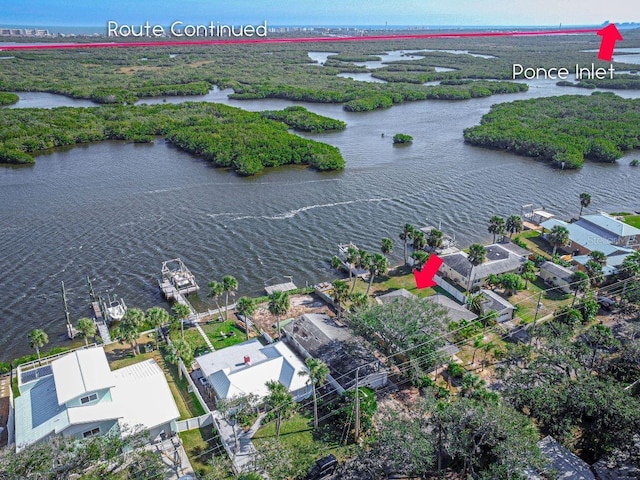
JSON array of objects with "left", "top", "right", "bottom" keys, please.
[
  {"left": 413, "top": 254, "right": 443, "bottom": 289},
  {"left": 597, "top": 24, "right": 623, "bottom": 62}
]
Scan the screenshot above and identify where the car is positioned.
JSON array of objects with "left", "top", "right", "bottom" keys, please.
[
  {"left": 307, "top": 454, "right": 338, "bottom": 479},
  {"left": 597, "top": 296, "right": 616, "bottom": 311}
]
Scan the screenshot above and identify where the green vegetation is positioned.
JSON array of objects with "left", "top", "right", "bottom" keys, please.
[
  {"left": 0, "top": 102, "right": 345, "bottom": 173},
  {"left": 179, "top": 426, "right": 232, "bottom": 478},
  {"left": 631, "top": 159, "right": 639, "bottom": 166},
  {"left": 0, "top": 92, "right": 18, "bottom": 106},
  {"left": 464, "top": 93, "right": 640, "bottom": 169},
  {"left": 201, "top": 320, "right": 246, "bottom": 349},
  {"left": 261, "top": 106, "right": 346, "bottom": 132},
  {"left": 621, "top": 214, "right": 640, "bottom": 228},
  {"left": 392, "top": 133, "right": 413, "bottom": 144}
]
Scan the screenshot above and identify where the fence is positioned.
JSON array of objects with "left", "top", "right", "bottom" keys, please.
[
  {"left": 175, "top": 412, "right": 213, "bottom": 433},
  {"left": 434, "top": 275, "right": 467, "bottom": 304}
]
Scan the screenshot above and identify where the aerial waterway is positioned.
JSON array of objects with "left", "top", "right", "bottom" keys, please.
[{"left": 1, "top": 74, "right": 639, "bottom": 361}]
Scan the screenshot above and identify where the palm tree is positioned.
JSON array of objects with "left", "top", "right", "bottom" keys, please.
[
  {"left": 488, "top": 216, "right": 505, "bottom": 243},
  {"left": 589, "top": 250, "right": 607, "bottom": 266},
  {"left": 579, "top": 192, "right": 591, "bottom": 217},
  {"left": 331, "top": 280, "right": 349, "bottom": 320},
  {"left": 222, "top": 275, "right": 238, "bottom": 321},
  {"left": 411, "top": 251, "right": 430, "bottom": 270},
  {"left": 120, "top": 307, "right": 145, "bottom": 355},
  {"left": 345, "top": 245, "right": 359, "bottom": 287},
  {"left": 349, "top": 292, "right": 368, "bottom": 311},
  {"left": 466, "top": 244, "right": 486, "bottom": 294},
  {"left": 208, "top": 280, "right": 225, "bottom": 321},
  {"left": 585, "top": 260, "right": 604, "bottom": 286},
  {"left": 166, "top": 339, "right": 193, "bottom": 379},
  {"left": 427, "top": 229, "right": 444, "bottom": 251},
  {"left": 366, "top": 253, "right": 389, "bottom": 295},
  {"left": 76, "top": 317, "right": 96, "bottom": 347},
  {"left": 381, "top": 238, "right": 393, "bottom": 256},
  {"left": 547, "top": 225, "right": 570, "bottom": 256},
  {"left": 522, "top": 271, "right": 536, "bottom": 289},
  {"left": 28, "top": 329, "right": 48, "bottom": 365},
  {"left": 299, "top": 358, "right": 330, "bottom": 429},
  {"left": 466, "top": 292, "right": 485, "bottom": 315},
  {"left": 172, "top": 303, "right": 191, "bottom": 340},
  {"left": 236, "top": 296, "right": 257, "bottom": 341},
  {"left": 349, "top": 249, "right": 370, "bottom": 295},
  {"left": 570, "top": 271, "right": 590, "bottom": 307},
  {"left": 268, "top": 291, "right": 290, "bottom": 339},
  {"left": 505, "top": 215, "right": 523, "bottom": 239},
  {"left": 145, "top": 306, "right": 170, "bottom": 350},
  {"left": 265, "top": 380, "right": 295, "bottom": 439},
  {"left": 412, "top": 230, "right": 427, "bottom": 251},
  {"left": 399, "top": 223, "right": 415, "bottom": 266},
  {"left": 620, "top": 251, "right": 640, "bottom": 279}
]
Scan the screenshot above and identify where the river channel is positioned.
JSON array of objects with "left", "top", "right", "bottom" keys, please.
[{"left": 1, "top": 54, "right": 639, "bottom": 360}]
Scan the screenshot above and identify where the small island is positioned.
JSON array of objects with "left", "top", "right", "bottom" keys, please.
[
  {"left": 463, "top": 92, "right": 640, "bottom": 169},
  {"left": 393, "top": 133, "right": 413, "bottom": 144},
  {"left": 0, "top": 92, "right": 19, "bottom": 106},
  {"left": 0, "top": 103, "right": 345, "bottom": 175}
]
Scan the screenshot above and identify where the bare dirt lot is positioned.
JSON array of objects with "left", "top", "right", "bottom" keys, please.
[{"left": 251, "top": 293, "right": 334, "bottom": 336}]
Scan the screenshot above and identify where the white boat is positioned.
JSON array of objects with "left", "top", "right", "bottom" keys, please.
[{"left": 106, "top": 297, "right": 127, "bottom": 322}]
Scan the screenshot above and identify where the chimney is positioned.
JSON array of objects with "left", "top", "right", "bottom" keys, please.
[{"left": 244, "top": 356, "right": 251, "bottom": 366}]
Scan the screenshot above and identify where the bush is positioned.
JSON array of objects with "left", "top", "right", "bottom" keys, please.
[{"left": 392, "top": 133, "right": 413, "bottom": 144}]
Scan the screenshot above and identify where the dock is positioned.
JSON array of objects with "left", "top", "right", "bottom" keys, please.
[
  {"left": 265, "top": 281, "right": 297, "bottom": 295},
  {"left": 159, "top": 258, "right": 200, "bottom": 301},
  {"left": 90, "top": 299, "right": 112, "bottom": 345}
]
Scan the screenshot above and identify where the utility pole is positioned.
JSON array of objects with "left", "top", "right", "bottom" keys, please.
[{"left": 354, "top": 367, "right": 360, "bottom": 443}]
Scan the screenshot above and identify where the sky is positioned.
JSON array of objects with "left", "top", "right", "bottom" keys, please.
[{"left": 0, "top": 0, "right": 636, "bottom": 27}]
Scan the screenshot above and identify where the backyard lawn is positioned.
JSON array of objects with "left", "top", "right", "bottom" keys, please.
[
  {"left": 180, "top": 425, "right": 232, "bottom": 479},
  {"left": 201, "top": 320, "right": 247, "bottom": 350},
  {"left": 621, "top": 214, "right": 640, "bottom": 229}
]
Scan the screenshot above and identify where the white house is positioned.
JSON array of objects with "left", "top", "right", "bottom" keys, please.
[
  {"left": 539, "top": 261, "right": 576, "bottom": 294},
  {"left": 196, "top": 339, "right": 311, "bottom": 402},
  {"left": 14, "top": 346, "right": 180, "bottom": 451}
]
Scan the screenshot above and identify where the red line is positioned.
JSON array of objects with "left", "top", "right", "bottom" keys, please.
[{"left": 0, "top": 28, "right": 600, "bottom": 51}]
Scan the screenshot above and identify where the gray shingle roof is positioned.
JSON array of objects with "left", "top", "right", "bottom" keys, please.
[
  {"left": 540, "top": 261, "right": 575, "bottom": 282},
  {"left": 442, "top": 244, "right": 526, "bottom": 279}
]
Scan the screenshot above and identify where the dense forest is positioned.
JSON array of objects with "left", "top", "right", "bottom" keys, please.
[
  {"left": 0, "top": 103, "right": 345, "bottom": 174},
  {"left": 4, "top": 32, "right": 639, "bottom": 112},
  {"left": 463, "top": 92, "right": 640, "bottom": 168}
]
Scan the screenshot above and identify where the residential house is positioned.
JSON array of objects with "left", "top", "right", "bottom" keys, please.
[
  {"left": 14, "top": 346, "right": 180, "bottom": 451},
  {"left": 196, "top": 338, "right": 311, "bottom": 402},
  {"left": 283, "top": 313, "right": 388, "bottom": 393},
  {"left": 440, "top": 243, "right": 530, "bottom": 291},
  {"left": 540, "top": 218, "right": 635, "bottom": 276},
  {"left": 526, "top": 436, "right": 595, "bottom": 480},
  {"left": 539, "top": 261, "right": 576, "bottom": 294},
  {"left": 480, "top": 289, "right": 516, "bottom": 323},
  {"left": 575, "top": 213, "right": 640, "bottom": 250},
  {"left": 375, "top": 288, "right": 418, "bottom": 305}
]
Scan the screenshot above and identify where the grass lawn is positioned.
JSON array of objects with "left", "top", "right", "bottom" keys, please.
[
  {"left": 170, "top": 327, "right": 208, "bottom": 352},
  {"left": 180, "top": 425, "right": 232, "bottom": 479},
  {"left": 621, "top": 214, "right": 640, "bottom": 229},
  {"left": 253, "top": 411, "right": 356, "bottom": 479},
  {"left": 504, "top": 277, "right": 572, "bottom": 324},
  {"left": 105, "top": 340, "right": 205, "bottom": 419},
  {"left": 348, "top": 266, "right": 438, "bottom": 299},
  {"left": 515, "top": 231, "right": 552, "bottom": 259},
  {"left": 201, "top": 320, "right": 247, "bottom": 350}
]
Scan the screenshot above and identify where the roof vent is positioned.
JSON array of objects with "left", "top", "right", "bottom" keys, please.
[{"left": 244, "top": 356, "right": 251, "bottom": 365}]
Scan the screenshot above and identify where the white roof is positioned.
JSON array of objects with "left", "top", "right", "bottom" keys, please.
[
  {"left": 111, "top": 359, "right": 180, "bottom": 432},
  {"left": 51, "top": 347, "right": 115, "bottom": 405},
  {"left": 197, "top": 339, "right": 309, "bottom": 400}
]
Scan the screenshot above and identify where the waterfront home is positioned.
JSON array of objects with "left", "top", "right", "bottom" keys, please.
[
  {"left": 540, "top": 218, "right": 635, "bottom": 276},
  {"left": 539, "top": 261, "right": 576, "bottom": 294},
  {"left": 283, "top": 313, "right": 388, "bottom": 393},
  {"left": 440, "top": 243, "right": 530, "bottom": 291},
  {"left": 575, "top": 213, "right": 640, "bottom": 250},
  {"left": 195, "top": 338, "right": 310, "bottom": 402},
  {"left": 14, "top": 346, "right": 179, "bottom": 451}
]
